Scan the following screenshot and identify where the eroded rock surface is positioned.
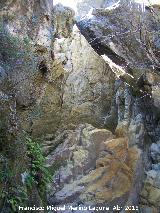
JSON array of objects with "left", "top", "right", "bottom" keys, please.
[
  {"left": 141, "top": 170, "right": 160, "bottom": 208},
  {"left": 45, "top": 124, "right": 142, "bottom": 211},
  {"left": 76, "top": 1, "right": 160, "bottom": 212},
  {"left": 0, "top": 0, "right": 160, "bottom": 212},
  {"left": 77, "top": 0, "right": 160, "bottom": 70}
]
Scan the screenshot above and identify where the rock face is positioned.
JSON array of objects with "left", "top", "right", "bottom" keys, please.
[
  {"left": 54, "top": 26, "right": 115, "bottom": 128},
  {"left": 0, "top": 0, "right": 160, "bottom": 212},
  {"left": 28, "top": 24, "right": 115, "bottom": 136},
  {"left": 151, "top": 143, "right": 160, "bottom": 163},
  {"left": 77, "top": 0, "right": 160, "bottom": 70},
  {"left": 0, "top": 1, "right": 115, "bottom": 137},
  {"left": 76, "top": 1, "right": 160, "bottom": 212},
  {"left": 76, "top": 0, "right": 116, "bottom": 19},
  {"left": 0, "top": 1, "right": 116, "bottom": 211},
  {"left": 141, "top": 170, "right": 160, "bottom": 207},
  {"left": 53, "top": 3, "right": 75, "bottom": 38},
  {"left": 46, "top": 124, "right": 142, "bottom": 211}
]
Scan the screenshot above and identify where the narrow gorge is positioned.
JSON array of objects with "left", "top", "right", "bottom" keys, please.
[{"left": 0, "top": 0, "right": 160, "bottom": 212}]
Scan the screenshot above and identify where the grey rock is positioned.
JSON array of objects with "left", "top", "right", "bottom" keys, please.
[
  {"left": 152, "top": 163, "right": 160, "bottom": 171},
  {"left": 150, "top": 143, "right": 160, "bottom": 163},
  {"left": 141, "top": 170, "right": 160, "bottom": 207},
  {"left": 52, "top": 3, "right": 75, "bottom": 38},
  {"left": 0, "top": 65, "right": 7, "bottom": 84},
  {"left": 76, "top": 0, "right": 119, "bottom": 20},
  {"left": 77, "top": 0, "right": 160, "bottom": 69},
  {"left": 46, "top": 124, "right": 141, "bottom": 210}
]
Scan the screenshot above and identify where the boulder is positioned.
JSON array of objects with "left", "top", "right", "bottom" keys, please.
[
  {"left": 77, "top": 0, "right": 160, "bottom": 70},
  {"left": 46, "top": 124, "right": 142, "bottom": 210},
  {"left": 141, "top": 170, "right": 160, "bottom": 208}
]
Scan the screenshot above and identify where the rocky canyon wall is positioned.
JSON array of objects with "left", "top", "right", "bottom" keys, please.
[{"left": 0, "top": 0, "right": 160, "bottom": 212}]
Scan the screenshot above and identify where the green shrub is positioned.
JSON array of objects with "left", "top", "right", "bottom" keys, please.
[
  {"left": 0, "top": 186, "right": 28, "bottom": 212},
  {"left": 25, "top": 137, "right": 52, "bottom": 192},
  {"left": 0, "top": 163, "right": 28, "bottom": 213}
]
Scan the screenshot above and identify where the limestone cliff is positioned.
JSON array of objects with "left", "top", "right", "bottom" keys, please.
[{"left": 0, "top": 0, "right": 160, "bottom": 212}]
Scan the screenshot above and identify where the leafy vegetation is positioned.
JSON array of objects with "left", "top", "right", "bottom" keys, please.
[
  {"left": 0, "top": 136, "right": 52, "bottom": 212},
  {"left": 48, "top": 161, "right": 62, "bottom": 176},
  {"left": 25, "top": 136, "right": 52, "bottom": 192},
  {"left": 0, "top": 160, "right": 28, "bottom": 213},
  {"left": 0, "top": 186, "right": 28, "bottom": 213}
]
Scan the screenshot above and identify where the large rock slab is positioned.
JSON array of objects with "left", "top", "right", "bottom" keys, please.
[
  {"left": 46, "top": 124, "right": 142, "bottom": 210},
  {"left": 141, "top": 170, "right": 160, "bottom": 209},
  {"left": 77, "top": 0, "right": 160, "bottom": 71}
]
